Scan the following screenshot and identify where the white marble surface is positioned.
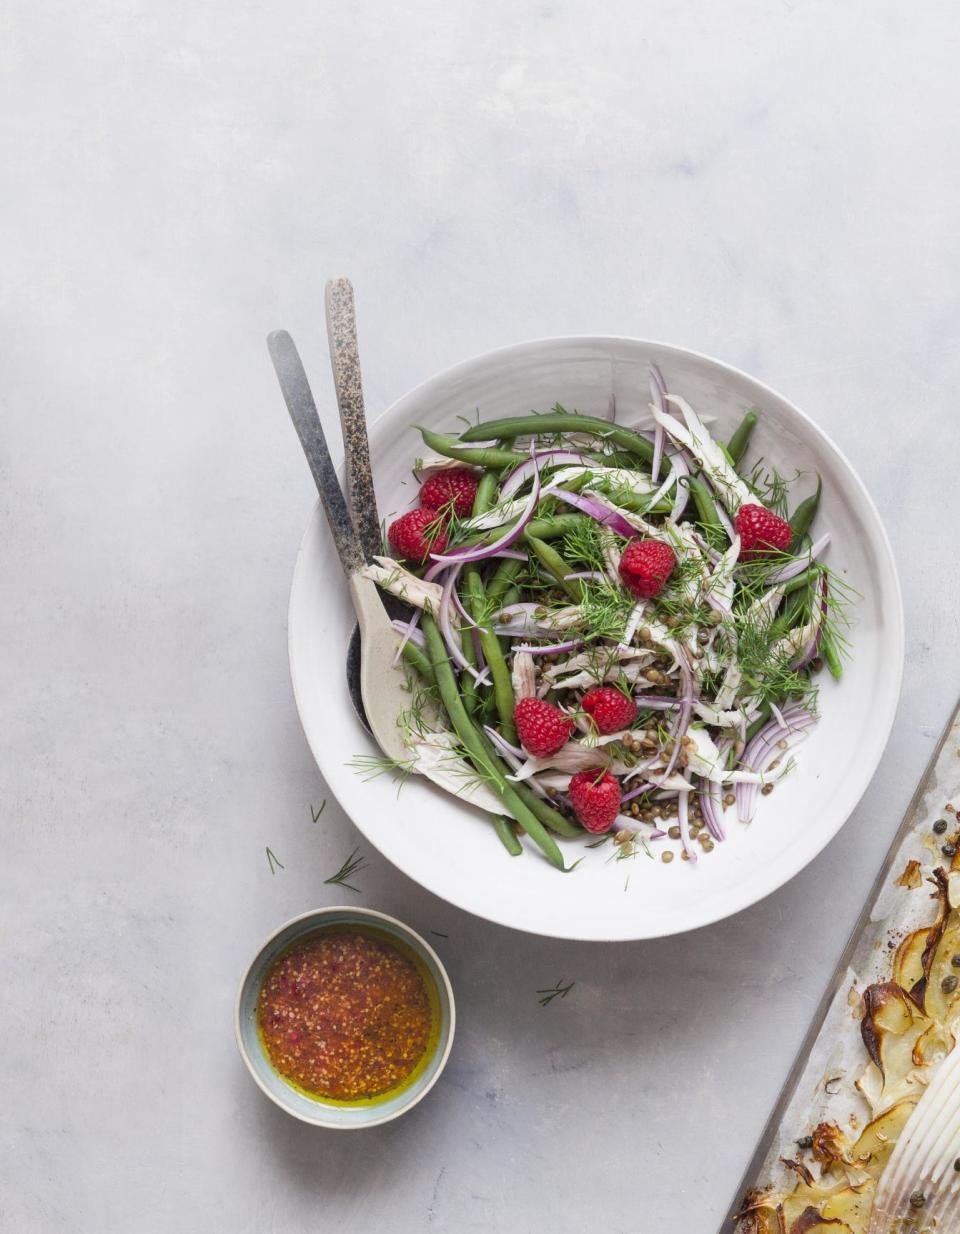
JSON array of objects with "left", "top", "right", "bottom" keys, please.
[{"left": 4, "top": 2, "right": 960, "bottom": 1230}]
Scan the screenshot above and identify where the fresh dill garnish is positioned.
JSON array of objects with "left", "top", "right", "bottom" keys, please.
[
  {"left": 324, "top": 846, "right": 367, "bottom": 892},
  {"left": 348, "top": 752, "right": 418, "bottom": 785},
  {"left": 265, "top": 846, "right": 284, "bottom": 875},
  {"left": 537, "top": 979, "right": 575, "bottom": 1007},
  {"left": 745, "top": 461, "right": 799, "bottom": 517},
  {"left": 310, "top": 801, "right": 326, "bottom": 823},
  {"left": 430, "top": 930, "right": 449, "bottom": 939}
]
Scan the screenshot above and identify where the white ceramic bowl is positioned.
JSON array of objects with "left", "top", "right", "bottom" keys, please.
[{"left": 288, "top": 337, "right": 903, "bottom": 941}]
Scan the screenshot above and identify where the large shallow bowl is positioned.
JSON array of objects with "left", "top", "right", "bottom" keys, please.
[{"left": 288, "top": 337, "right": 903, "bottom": 941}]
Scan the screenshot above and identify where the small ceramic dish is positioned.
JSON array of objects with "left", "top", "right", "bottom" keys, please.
[{"left": 235, "top": 906, "right": 455, "bottom": 1128}]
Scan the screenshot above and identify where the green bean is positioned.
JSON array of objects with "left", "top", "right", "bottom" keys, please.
[
  {"left": 524, "top": 534, "right": 582, "bottom": 602},
  {"left": 789, "top": 475, "right": 822, "bottom": 550},
  {"left": 611, "top": 492, "right": 672, "bottom": 516},
  {"left": 745, "top": 701, "right": 772, "bottom": 742},
  {"left": 458, "top": 413, "right": 654, "bottom": 463},
  {"left": 685, "top": 475, "right": 724, "bottom": 542},
  {"left": 459, "top": 567, "right": 483, "bottom": 717},
  {"left": 492, "top": 815, "right": 522, "bottom": 856},
  {"left": 461, "top": 473, "right": 500, "bottom": 716},
  {"left": 781, "top": 565, "right": 819, "bottom": 597},
  {"left": 472, "top": 470, "right": 500, "bottom": 516},
  {"left": 458, "top": 513, "right": 585, "bottom": 549},
  {"left": 486, "top": 557, "right": 524, "bottom": 606},
  {"left": 464, "top": 569, "right": 517, "bottom": 743},
  {"left": 768, "top": 587, "right": 809, "bottom": 645},
  {"left": 400, "top": 640, "right": 435, "bottom": 685},
  {"left": 727, "top": 410, "right": 758, "bottom": 466},
  {"left": 421, "top": 614, "right": 564, "bottom": 868},
  {"left": 515, "top": 784, "right": 581, "bottom": 837},
  {"left": 820, "top": 627, "right": 843, "bottom": 680},
  {"left": 419, "top": 427, "right": 525, "bottom": 469},
  {"left": 496, "top": 583, "right": 521, "bottom": 658},
  {"left": 473, "top": 727, "right": 582, "bottom": 837}
]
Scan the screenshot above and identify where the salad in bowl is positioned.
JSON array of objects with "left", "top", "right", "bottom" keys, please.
[{"left": 361, "top": 364, "right": 850, "bottom": 870}]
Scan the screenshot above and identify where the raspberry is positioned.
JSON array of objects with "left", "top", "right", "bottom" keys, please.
[
  {"left": 569, "top": 768, "right": 621, "bottom": 834},
  {"left": 514, "top": 697, "right": 575, "bottom": 758},
  {"left": 581, "top": 686, "right": 638, "bottom": 735},
  {"left": 735, "top": 503, "right": 792, "bottom": 559},
  {"left": 419, "top": 468, "right": 480, "bottom": 518},
  {"left": 619, "top": 538, "right": 676, "bottom": 599},
  {"left": 387, "top": 508, "right": 448, "bottom": 563}
]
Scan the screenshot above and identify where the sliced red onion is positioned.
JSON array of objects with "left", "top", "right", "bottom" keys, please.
[
  {"left": 451, "top": 585, "right": 481, "bottom": 631},
  {"left": 431, "top": 449, "right": 541, "bottom": 565},
  {"left": 678, "top": 789, "right": 697, "bottom": 864},
  {"left": 699, "top": 778, "right": 724, "bottom": 841},
  {"left": 499, "top": 450, "right": 593, "bottom": 499},
  {"left": 392, "top": 612, "right": 422, "bottom": 664},
  {"left": 766, "top": 534, "right": 831, "bottom": 584},
  {"left": 633, "top": 695, "right": 681, "bottom": 711},
  {"left": 438, "top": 564, "right": 489, "bottom": 683},
  {"left": 621, "top": 781, "right": 656, "bottom": 805},
  {"left": 483, "top": 725, "right": 525, "bottom": 762},
  {"left": 698, "top": 736, "right": 733, "bottom": 841},
  {"left": 551, "top": 489, "right": 636, "bottom": 538},
  {"left": 564, "top": 570, "right": 607, "bottom": 583},
  {"left": 391, "top": 618, "right": 426, "bottom": 650},
  {"left": 513, "top": 639, "right": 583, "bottom": 655},
  {"left": 735, "top": 709, "right": 816, "bottom": 823}
]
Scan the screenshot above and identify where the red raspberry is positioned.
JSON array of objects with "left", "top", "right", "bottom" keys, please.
[
  {"left": 581, "top": 686, "right": 638, "bottom": 735},
  {"left": 387, "top": 508, "right": 448, "bottom": 563},
  {"left": 619, "top": 538, "right": 676, "bottom": 599},
  {"left": 419, "top": 468, "right": 480, "bottom": 518},
  {"left": 735, "top": 503, "right": 792, "bottom": 559},
  {"left": 514, "top": 697, "right": 575, "bottom": 758},
  {"left": 569, "top": 768, "right": 621, "bottom": 834}
]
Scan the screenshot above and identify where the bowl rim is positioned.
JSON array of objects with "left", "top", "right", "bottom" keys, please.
[
  {"left": 235, "top": 905, "right": 457, "bottom": 1127},
  {"left": 287, "top": 333, "right": 905, "bottom": 940}
]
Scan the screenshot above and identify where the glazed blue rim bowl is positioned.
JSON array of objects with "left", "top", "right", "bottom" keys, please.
[{"left": 235, "top": 906, "right": 456, "bottom": 1128}]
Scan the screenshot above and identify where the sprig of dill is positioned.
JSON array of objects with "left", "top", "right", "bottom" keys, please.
[
  {"left": 537, "top": 979, "right": 575, "bottom": 1007},
  {"left": 324, "top": 846, "right": 368, "bottom": 892}
]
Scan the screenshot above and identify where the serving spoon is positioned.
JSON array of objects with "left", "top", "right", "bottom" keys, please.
[{"left": 267, "top": 326, "right": 411, "bottom": 766}]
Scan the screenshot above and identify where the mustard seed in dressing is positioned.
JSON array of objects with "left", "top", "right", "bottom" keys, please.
[{"left": 257, "top": 929, "right": 433, "bottom": 1102}]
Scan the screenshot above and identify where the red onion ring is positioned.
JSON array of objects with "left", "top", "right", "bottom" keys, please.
[
  {"left": 430, "top": 448, "right": 541, "bottom": 566},
  {"left": 499, "top": 450, "right": 593, "bottom": 499},
  {"left": 767, "top": 534, "right": 831, "bottom": 584},
  {"left": 550, "top": 489, "right": 636, "bottom": 537}
]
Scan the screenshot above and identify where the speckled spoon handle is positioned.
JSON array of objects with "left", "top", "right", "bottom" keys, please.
[
  {"left": 324, "top": 277, "right": 383, "bottom": 563},
  {"left": 267, "top": 329, "right": 365, "bottom": 577}
]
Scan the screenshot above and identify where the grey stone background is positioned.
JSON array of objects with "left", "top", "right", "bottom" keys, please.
[{"left": 4, "top": 2, "right": 960, "bottom": 1230}]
